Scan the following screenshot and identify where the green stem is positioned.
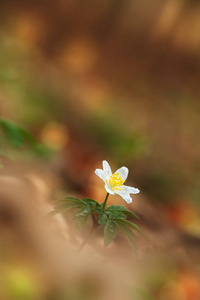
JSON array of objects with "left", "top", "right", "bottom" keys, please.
[
  {"left": 77, "top": 227, "right": 95, "bottom": 252},
  {"left": 102, "top": 193, "right": 109, "bottom": 211},
  {"left": 77, "top": 193, "right": 110, "bottom": 252},
  {"left": 77, "top": 222, "right": 99, "bottom": 252}
]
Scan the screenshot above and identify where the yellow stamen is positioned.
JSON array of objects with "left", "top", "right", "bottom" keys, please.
[{"left": 106, "top": 173, "right": 124, "bottom": 191}]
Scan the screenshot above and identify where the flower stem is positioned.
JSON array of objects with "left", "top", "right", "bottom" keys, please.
[
  {"left": 102, "top": 193, "right": 109, "bottom": 210},
  {"left": 77, "top": 193, "right": 109, "bottom": 252},
  {"left": 77, "top": 226, "right": 96, "bottom": 252}
]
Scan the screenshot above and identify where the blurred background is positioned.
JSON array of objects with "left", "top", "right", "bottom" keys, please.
[{"left": 0, "top": 0, "right": 200, "bottom": 299}]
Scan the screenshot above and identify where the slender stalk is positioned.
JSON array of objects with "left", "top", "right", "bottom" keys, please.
[
  {"left": 102, "top": 193, "right": 109, "bottom": 210},
  {"left": 77, "top": 193, "right": 110, "bottom": 252},
  {"left": 77, "top": 226, "right": 96, "bottom": 252},
  {"left": 77, "top": 212, "right": 99, "bottom": 252}
]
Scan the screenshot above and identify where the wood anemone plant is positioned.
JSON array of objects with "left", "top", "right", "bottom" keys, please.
[{"left": 48, "top": 161, "right": 145, "bottom": 252}]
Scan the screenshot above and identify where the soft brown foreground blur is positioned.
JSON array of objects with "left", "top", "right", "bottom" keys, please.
[
  {"left": 1, "top": 0, "right": 200, "bottom": 299},
  {"left": 0, "top": 162, "right": 200, "bottom": 300}
]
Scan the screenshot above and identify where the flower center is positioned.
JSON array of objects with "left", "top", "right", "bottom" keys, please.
[{"left": 106, "top": 173, "right": 124, "bottom": 190}]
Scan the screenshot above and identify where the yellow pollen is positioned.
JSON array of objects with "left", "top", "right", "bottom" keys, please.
[{"left": 106, "top": 173, "right": 124, "bottom": 190}]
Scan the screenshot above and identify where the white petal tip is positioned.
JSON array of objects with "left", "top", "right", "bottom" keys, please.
[
  {"left": 126, "top": 199, "right": 132, "bottom": 204},
  {"left": 102, "top": 160, "right": 109, "bottom": 167},
  {"left": 130, "top": 188, "right": 140, "bottom": 194}
]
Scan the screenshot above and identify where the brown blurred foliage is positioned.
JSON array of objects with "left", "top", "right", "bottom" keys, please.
[{"left": 1, "top": 0, "right": 200, "bottom": 299}]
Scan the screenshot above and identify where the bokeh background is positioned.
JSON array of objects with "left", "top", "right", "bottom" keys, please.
[{"left": 0, "top": 0, "right": 200, "bottom": 299}]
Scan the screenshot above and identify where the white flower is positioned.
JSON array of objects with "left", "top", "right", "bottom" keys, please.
[{"left": 95, "top": 160, "right": 140, "bottom": 204}]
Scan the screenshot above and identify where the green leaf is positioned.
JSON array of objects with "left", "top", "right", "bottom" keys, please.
[
  {"left": 47, "top": 205, "right": 83, "bottom": 218},
  {"left": 55, "top": 197, "right": 80, "bottom": 202},
  {"left": 106, "top": 211, "right": 127, "bottom": 220},
  {"left": 98, "top": 212, "right": 108, "bottom": 225},
  {"left": 114, "top": 219, "right": 137, "bottom": 252},
  {"left": 104, "top": 220, "right": 118, "bottom": 247},
  {"left": 0, "top": 119, "right": 25, "bottom": 147},
  {"left": 29, "top": 143, "right": 51, "bottom": 157},
  {"left": 115, "top": 219, "right": 146, "bottom": 238},
  {"left": 54, "top": 202, "right": 85, "bottom": 210},
  {"left": 0, "top": 118, "right": 50, "bottom": 156},
  {"left": 74, "top": 206, "right": 92, "bottom": 232},
  {"left": 82, "top": 198, "right": 100, "bottom": 208},
  {"left": 106, "top": 205, "right": 139, "bottom": 219},
  {"left": 46, "top": 210, "right": 61, "bottom": 218},
  {"left": 93, "top": 204, "right": 104, "bottom": 215},
  {"left": 47, "top": 197, "right": 88, "bottom": 217},
  {"left": 106, "top": 205, "right": 128, "bottom": 211},
  {"left": 55, "top": 197, "right": 88, "bottom": 206},
  {"left": 114, "top": 220, "right": 135, "bottom": 239}
]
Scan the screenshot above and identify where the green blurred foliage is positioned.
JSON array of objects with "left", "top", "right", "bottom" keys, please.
[{"left": 1, "top": 266, "right": 40, "bottom": 300}]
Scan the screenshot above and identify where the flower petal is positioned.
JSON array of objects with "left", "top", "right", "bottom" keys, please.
[
  {"left": 95, "top": 169, "right": 105, "bottom": 181},
  {"left": 114, "top": 166, "right": 128, "bottom": 181},
  {"left": 105, "top": 184, "right": 115, "bottom": 195},
  {"left": 102, "top": 160, "right": 112, "bottom": 179},
  {"left": 121, "top": 185, "right": 140, "bottom": 194},
  {"left": 114, "top": 185, "right": 139, "bottom": 203},
  {"left": 114, "top": 189, "right": 132, "bottom": 203}
]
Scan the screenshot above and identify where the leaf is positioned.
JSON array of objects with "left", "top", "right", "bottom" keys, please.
[
  {"left": 54, "top": 202, "right": 80, "bottom": 210},
  {"left": 46, "top": 210, "right": 60, "bottom": 218},
  {"left": 48, "top": 197, "right": 88, "bottom": 217},
  {"left": 55, "top": 196, "right": 80, "bottom": 202},
  {"left": 115, "top": 219, "right": 146, "bottom": 238},
  {"left": 0, "top": 119, "right": 25, "bottom": 147},
  {"left": 82, "top": 198, "right": 100, "bottom": 208},
  {"left": 106, "top": 211, "right": 127, "bottom": 220},
  {"left": 98, "top": 212, "right": 108, "bottom": 225},
  {"left": 18, "top": 126, "right": 50, "bottom": 156},
  {"left": 114, "top": 219, "right": 137, "bottom": 252},
  {"left": 0, "top": 118, "right": 50, "bottom": 156},
  {"left": 93, "top": 204, "right": 104, "bottom": 215},
  {"left": 106, "top": 205, "right": 139, "bottom": 219},
  {"left": 74, "top": 206, "right": 92, "bottom": 232},
  {"left": 114, "top": 220, "right": 135, "bottom": 239},
  {"left": 30, "top": 143, "right": 51, "bottom": 157},
  {"left": 47, "top": 205, "right": 82, "bottom": 218},
  {"left": 104, "top": 220, "right": 118, "bottom": 247},
  {"left": 55, "top": 197, "right": 88, "bottom": 206},
  {"left": 106, "top": 205, "right": 129, "bottom": 211},
  {"left": 54, "top": 202, "right": 85, "bottom": 210}
]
